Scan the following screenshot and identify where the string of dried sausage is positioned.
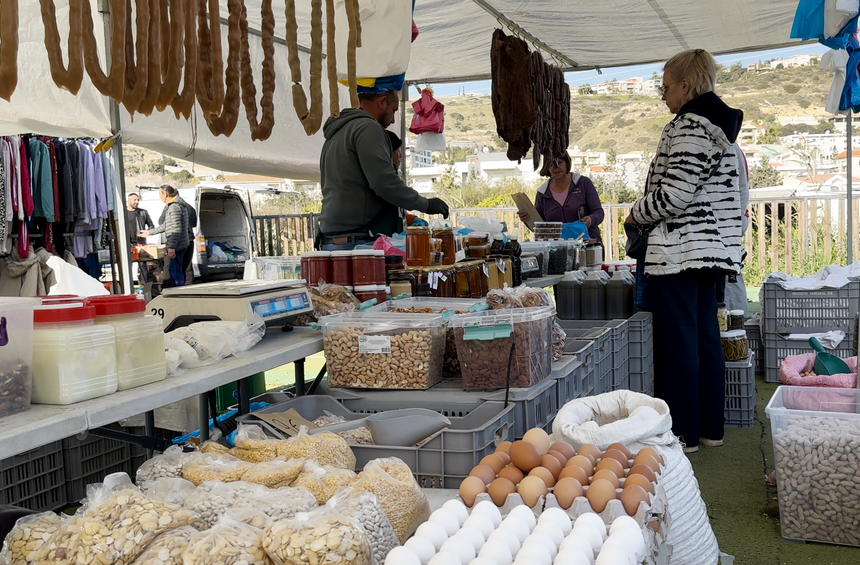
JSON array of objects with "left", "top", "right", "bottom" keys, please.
[
  {"left": 0, "top": 0, "right": 18, "bottom": 101},
  {"left": 79, "top": 0, "right": 126, "bottom": 103},
  {"left": 201, "top": 0, "right": 242, "bottom": 137},
  {"left": 238, "top": 0, "right": 276, "bottom": 140},
  {"left": 284, "top": 0, "right": 323, "bottom": 135},
  {"left": 171, "top": 0, "right": 198, "bottom": 120},
  {"left": 122, "top": 0, "right": 151, "bottom": 116},
  {"left": 343, "top": 0, "right": 359, "bottom": 108},
  {"left": 137, "top": 0, "right": 164, "bottom": 116},
  {"left": 155, "top": 0, "right": 185, "bottom": 112},
  {"left": 324, "top": 0, "right": 339, "bottom": 118},
  {"left": 40, "top": 0, "right": 85, "bottom": 95},
  {"left": 196, "top": 0, "right": 225, "bottom": 118}
]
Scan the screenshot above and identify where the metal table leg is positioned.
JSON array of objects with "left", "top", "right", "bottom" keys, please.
[
  {"left": 237, "top": 377, "right": 250, "bottom": 415},
  {"left": 144, "top": 410, "right": 155, "bottom": 459},
  {"left": 295, "top": 359, "right": 306, "bottom": 396},
  {"left": 198, "top": 393, "right": 210, "bottom": 442}
]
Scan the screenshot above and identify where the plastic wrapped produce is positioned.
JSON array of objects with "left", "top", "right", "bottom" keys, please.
[
  {"left": 183, "top": 512, "right": 270, "bottom": 565},
  {"left": 230, "top": 425, "right": 280, "bottom": 463},
  {"left": 182, "top": 453, "right": 254, "bottom": 486},
  {"left": 183, "top": 481, "right": 268, "bottom": 529},
  {"left": 292, "top": 461, "right": 356, "bottom": 505},
  {"left": 486, "top": 288, "right": 523, "bottom": 310},
  {"left": 143, "top": 477, "right": 198, "bottom": 506},
  {"left": 515, "top": 285, "right": 552, "bottom": 308},
  {"left": 276, "top": 427, "right": 356, "bottom": 470},
  {"left": 326, "top": 488, "right": 398, "bottom": 565},
  {"left": 129, "top": 526, "right": 196, "bottom": 565},
  {"left": 237, "top": 486, "right": 318, "bottom": 523},
  {"left": 199, "top": 440, "right": 231, "bottom": 454},
  {"left": 136, "top": 446, "right": 204, "bottom": 486},
  {"left": 0, "top": 512, "right": 63, "bottom": 565},
  {"left": 350, "top": 458, "right": 430, "bottom": 544},
  {"left": 241, "top": 457, "right": 306, "bottom": 489},
  {"left": 262, "top": 507, "right": 371, "bottom": 565}
]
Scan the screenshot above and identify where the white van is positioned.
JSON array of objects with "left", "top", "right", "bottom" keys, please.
[{"left": 137, "top": 185, "right": 256, "bottom": 280}]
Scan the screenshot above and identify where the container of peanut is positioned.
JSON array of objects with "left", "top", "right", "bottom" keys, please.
[
  {"left": 319, "top": 312, "right": 447, "bottom": 390},
  {"left": 449, "top": 306, "right": 555, "bottom": 390},
  {"left": 767, "top": 386, "right": 860, "bottom": 547}
]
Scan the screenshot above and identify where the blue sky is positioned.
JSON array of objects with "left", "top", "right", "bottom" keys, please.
[{"left": 429, "top": 43, "right": 829, "bottom": 98}]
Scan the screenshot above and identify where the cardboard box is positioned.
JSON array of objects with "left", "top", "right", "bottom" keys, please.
[{"left": 140, "top": 245, "right": 165, "bottom": 260}]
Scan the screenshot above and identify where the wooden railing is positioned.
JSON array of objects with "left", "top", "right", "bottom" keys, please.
[{"left": 253, "top": 214, "right": 319, "bottom": 257}]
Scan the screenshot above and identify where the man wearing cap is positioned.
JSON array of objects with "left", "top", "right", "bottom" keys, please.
[{"left": 317, "top": 89, "right": 450, "bottom": 251}]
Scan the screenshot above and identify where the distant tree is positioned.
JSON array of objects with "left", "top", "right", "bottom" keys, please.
[
  {"left": 759, "top": 116, "right": 783, "bottom": 144},
  {"left": 748, "top": 157, "right": 783, "bottom": 189},
  {"left": 578, "top": 84, "right": 593, "bottom": 95},
  {"left": 776, "top": 63, "right": 784, "bottom": 69},
  {"left": 815, "top": 119, "right": 833, "bottom": 134}
]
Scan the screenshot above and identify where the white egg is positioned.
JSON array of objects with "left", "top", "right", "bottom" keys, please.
[
  {"left": 405, "top": 536, "right": 438, "bottom": 565},
  {"left": 574, "top": 513, "right": 608, "bottom": 539},
  {"left": 522, "top": 533, "right": 557, "bottom": 558},
  {"left": 533, "top": 522, "right": 565, "bottom": 547},
  {"left": 454, "top": 526, "right": 486, "bottom": 554},
  {"left": 500, "top": 516, "right": 531, "bottom": 543},
  {"left": 469, "top": 559, "right": 497, "bottom": 565},
  {"left": 430, "top": 509, "right": 462, "bottom": 536},
  {"left": 463, "top": 512, "right": 495, "bottom": 539},
  {"left": 472, "top": 500, "right": 503, "bottom": 527},
  {"left": 508, "top": 505, "right": 538, "bottom": 530},
  {"left": 607, "top": 529, "right": 645, "bottom": 560},
  {"left": 608, "top": 515, "right": 640, "bottom": 536},
  {"left": 443, "top": 499, "right": 470, "bottom": 526},
  {"left": 559, "top": 535, "right": 594, "bottom": 561},
  {"left": 488, "top": 527, "right": 522, "bottom": 557},
  {"left": 442, "top": 536, "right": 476, "bottom": 565},
  {"left": 385, "top": 547, "right": 422, "bottom": 565},
  {"left": 553, "top": 548, "right": 591, "bottom": 565},
  {"left": 478, "top": 540, "right": 513, "bottom": 565},
  {"left": 570, "top": 525, "right": 603, "bottom": 554},
  {"left": 594, "top": 544, "right": 636, "bottom": 565},
  {"left": 540, "top": 508, "right": 573, "bottom": 535},
  {"left": 415, "top": 521, "right": 450, "bottom": 551},
  {"left": 513, "top": 545, "right": 553, "bottom": 565},
  {"left": 429, "top": 550, "right": 464, "bottom": 565}
]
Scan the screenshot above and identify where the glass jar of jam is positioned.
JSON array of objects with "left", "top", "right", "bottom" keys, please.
[
  {"left": 469, "top": 243, "right": 491, "bottom": 259},
  {"left": 455, "top": 264, "right": 471, "bottom": 298},
  {"left": 300, "top": 251, "right": 331, "bottom": 286},
  {"left": 330, "top": 251, "right": 353, "bottom": 287},
  {"left": 433, "top": 227, "right": 456, "bottom": 265},
  {"left": 372, "top": 250, "right": 386, "bottom": 285},
  {"left": 351, "top": 250, "right": 377, "bottom": 285},
  {"left": 467, "top": 262, "right": 483, "bottom": 298},
  {"left": 384, "top": 254, "right": 404, "bottom": 284},
  {"left": 467, "top": 232, "right": 489, "bottom": 247},
  {"left": 406, "top": 226, "right": 431, "bottom": 267}
]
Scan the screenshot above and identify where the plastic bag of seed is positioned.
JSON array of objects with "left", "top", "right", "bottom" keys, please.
[
  {"left": 143, "top": 477, "right": 198, "bottom": 506},
  {"left": 350, "top": 458, "right": 430, "bottom": 544},
  {"left": 262, "top": 506, "right": 371, "bottom": 565},
  {"left": 237, "top": 485, "right": 318, "bottom": 523},
  {"left": 136, "top": 446, "right": 204, "bottom": 486},
  {"left": 486, "top": 288, "right": 523, "bottom": 310},
  {"left": 291, "top": 461, "right": 356, "bottom": 505},
  {"left": 326, "top": 487, "right": 398, "bottom": 565},
  {"left": 182, "top": 453, "right": 254, "bottom": 486},
  {"left": 276, "top": 426, "right": 356, "bottom": 470},
  {"left": 183, "top": 511, "right": 270, "bottom": 565},
  {"left": 0, "top": 511, "right": 63, "bottom": 565},
  {"left": 129, "top": 526, "right": 196, "bottom": 565},
  {"left": 183, "top": 481, "right": 268, "bottom": 529},
  {"left": 230, "top": 424, "right": 280, "bottom": 463},
  {"left": 241, "top": 456, "right": 306, "bottom": 489}
]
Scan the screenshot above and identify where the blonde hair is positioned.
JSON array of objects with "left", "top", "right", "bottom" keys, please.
[{"left": 664, "top": 48, "right": 717, "bottom": 100}]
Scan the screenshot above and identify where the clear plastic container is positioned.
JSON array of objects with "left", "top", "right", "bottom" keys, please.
[
  {"left": 547, "top": 240, "right": 573, "bottom": 274},
  {"left": 0, "top": 298, "right": 38, "bottom": 418},
  {"left": 31, "top": 302, "right": 117, "bottom": 405},
  {"left": 318, "top": 312, "right": 447, "bottom": 389},
  {"left": 520, "top": 241, "right": 550, "bottom": 277},
  {"left": 88, "top": 295, "right": 166, "bottom": 391},
  {"left": 450, "top": 306, "right": 555, "bottom": 389}
]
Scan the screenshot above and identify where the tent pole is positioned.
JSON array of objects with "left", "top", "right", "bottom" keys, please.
[
  {"left": 99, "top": 0, "right": 133, "bottom": 294},
  {"left": 400, "top": 84, "right": 408, "bottom": 181},
  {"left": 849, "top": 112, "right": 853, "bottom": 264}
]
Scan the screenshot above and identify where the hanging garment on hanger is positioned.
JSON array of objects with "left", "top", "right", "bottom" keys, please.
[
  {"left": 18, "top": 139, "right": 33, "bottom": 219},
  {"left": 100, "top": 151, "right": 115, "bottom": 214},
  {"left": 28, "top": 139, "right": 53, "bottom": 221},
  {"left": 77, "top": 140, "right": 96, "bottom": 224},
  {"left": 822, "top": 48, "right": 850, "bottom": 114},
  {"left": 64, "top": 141, "right": 84, "bottom": 222},
  {"left": 54, "top": 142, "right": 74, "bottom": 223},
  {"left": 840, "top": 36, "right": 860, "bottom": 112},
  {"left": 0, "top": 155, "right": 6, "bottom": 250}
]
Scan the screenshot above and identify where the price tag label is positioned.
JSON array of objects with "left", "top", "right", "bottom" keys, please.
[
  {"left": 483, "top": 264, "right": 489, "bottom": 276},
  {"left": 440, "top": 274, "right": 448, "bottom": 282},
  {"left": 358, "top": 335, "right": 391, "bottom": 354},
  {"left": 429, "top": 272, "right": 439, "bottom": 289},
  {"left": 497, "top": 259, "right": 506, "bottom": 273}
]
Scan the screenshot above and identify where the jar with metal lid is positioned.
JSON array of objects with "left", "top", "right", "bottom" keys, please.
[
  {"left": 469, "top": 243, "right": 491, "bottom": 258},
  {"left": 330, "top": 250, "right": 354, "bottom": 287},
  {"left": 300, "top": 251, "right": 332, "bottom": 286},
  {"left": 372, "top": 250, "right": 386, "bottom": 284},
  {"left": 467, "top": 232, "right": 489, "bottom": 247},
  {"left": 31, "top": 302, "right": 117, "bottom": 405},
  {"left": 729, "top": 309, "right": 745, "bottom": 330},
  {"left": 455, "top": 264, "right": 472, "bottom": 298},
  {"left": 721, "top": 330, "right": 749, "bottom": 361},
  {"left": 425, "top": 267, "right": 455, "bottom": 298},
  {"left": 388, "top": 270, "right": 415, "bottom": 297},
  {"left": 406, "top": 226, "right": 431, "bottom": 266},
  {"left": 351, "top": 250, "right": 378, "bottom": 285},
  {"left": 433, "top": 227, "right": 457, "bottom": 265},
  {"left": 716, "top": 304, "right": 728, "bottom": 332},
  {"left": 384, "top": 254, "right": 404, "bottom": 283},
  {"left": 354, "top": 285, "right": 386, "bottom": 305},
  {"left": 89, "top": 295, "right": 165, "bottom": 391}
]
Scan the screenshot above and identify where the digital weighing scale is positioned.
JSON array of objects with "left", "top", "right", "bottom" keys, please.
[{"left": 148, "top": 279, "right": 315, "bottom": 332}]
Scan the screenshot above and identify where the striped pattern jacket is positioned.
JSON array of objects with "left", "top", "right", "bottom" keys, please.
[{"left": 631, "top": 113, "right": 743, "bottom": 277}]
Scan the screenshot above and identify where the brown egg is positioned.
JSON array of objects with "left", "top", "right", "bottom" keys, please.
[
  {"left": 547, "top": 449, "right": 569, "bottom": 467},
  {"left": 509, "top": 441, "right": 541, "bottom": 473},
  {"left": 559, "top": 464, "right": 589, "bottom": 485},
  {"left": 596, "top": 456, "right": 625, "bottom": 479},
  {"left": 541, "top": 454, "right": 563, "bottom": 479},
  {"left": 637, "top": 446, "right": 663, "bottom": 465},
  {"left": 577, "top": 444, "right": 602, "bottom": 464},
  {"left": 480, "top": 454, "right": 507, "bottom": 474},
  {"left": 602, "top": 449, "right": 631, "bottom": 469},
  {"left": 496, "top": 451, "right": 512, "bottom": 466},
  {"left": 496, "top": 441, "right": 513, "bottom": 455},
  {"left": 498, "top": 465, "right": 525, "bottom": 485},
  {"left": 607, "top": 442, "right": 633, "bottom": 459},
  {"left": 567, "top": 455, "right": 595, "bottom": 475},
  {"left": 585, "top": 478, "right": 618, "bottom": 513},
  {"left": 552, "top": 477, "right": 584, "bottom": 510},
  {"left": 523, "top": 428, "right": 551, "bottom": 455},
  {"left": 628, "top": 464, "right": 657, "bottom": 484},
  {"left": 592, "top": 468, "right": 621, "bottom": 489},
  {"left": 578, "top": 451, "right": 597, "bottom": 467},
  {"left": 529, "top": 466, "right": 556, "bottom": 488},
  {"left": 550, "top": 441, "right": 577, "bottom": 461},
  {"left": 459, "top": 476, "right": 487, "bottom": 507},
  {"left": 623, "top": 472, "right": 655, "bottom": 494},
  {"left": 633, "top": 453, "right": 661, "bottom": 474},
  {"left": 517, "top": 475, "right": 548, "bottom": 507},
  {"left": 620, "top": 484, "right": 649, "bottom": 517},
  {"left": 488, "top": 477, "right": 517, "bottom": 506},
  {"left": 469, "top": 464, "right": 497, "bottom": 485}
]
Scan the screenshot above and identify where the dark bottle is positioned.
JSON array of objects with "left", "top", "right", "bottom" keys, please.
[{"left": 506, "top": 234, "right": 523, "bottom": 287}]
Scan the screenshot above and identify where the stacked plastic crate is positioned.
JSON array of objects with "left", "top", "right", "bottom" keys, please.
[
  {"left": 762, "top": 279, "right": 859, "bottom": 383},
  {"left": 627, "top": 312, "right": 654, "bottom": 395}
]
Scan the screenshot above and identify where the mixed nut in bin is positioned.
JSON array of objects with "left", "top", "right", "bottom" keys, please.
[{"left": 0, "top": 361, "right": 30, "bottom": 418}]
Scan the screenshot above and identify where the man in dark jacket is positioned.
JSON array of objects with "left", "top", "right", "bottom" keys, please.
[
  {"left": 318, "top": 90, "right": 450, "bottom": 250},
  {"left": 127, "top": 192, "right": 154, "bottom": 245},
  {"left": 140, "top": 185, "right": 190, "bottom": 287}
]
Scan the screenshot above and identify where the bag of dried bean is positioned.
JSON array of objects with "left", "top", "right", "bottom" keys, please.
[
  {"left": 230, "top": 424, "right": 280, "bottom": 463},
  {"left": 143, "top": 477, "right": 198, "bottom": 506},
  {"left": 276, "top": 426, "right": 356, "bottom": 470},
  {"left": 235, "top": 485, "right": 318, "bottom": 523},
  {"left": 262, "top": 506, "right": 371, "bottom": 565},
  {"left": 291, "top": 461, "right": 356, "bottom": 505},
  {"left": 1, "top": 511, "right": 63, "bottom": 565},
  {"left": 183, "top": 481, "right": 268, "bottom": 529},
  {"left": 241, "top": 456, "right": 306, "bottom": 489},
  {"left": 182, "top": 453, "right": 254, "bottom": 486},
  {"left": 326, "top": 487, "right": 398, "bottom": 565},
  {"left": 129, "top": 526, "right": 196, "bottom": 565},
  {"left": 183, "top": 512, "right": 270, "bottom": 565},
  {"left": 136, "top": 445, "right": 204, "bottom": 486}
]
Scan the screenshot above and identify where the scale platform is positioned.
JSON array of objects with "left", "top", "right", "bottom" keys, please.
[{"left": 148, "top": 279, "right": 315, "bottom": 333}]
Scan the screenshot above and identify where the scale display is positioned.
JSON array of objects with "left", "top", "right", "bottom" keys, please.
[{"left": 251, "top": 292, "right": 311, "bottom": 318}]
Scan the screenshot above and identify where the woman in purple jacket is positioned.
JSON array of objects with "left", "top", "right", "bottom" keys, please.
[{"left": 519, "top": 153, "right": 604, "bottom": 242}]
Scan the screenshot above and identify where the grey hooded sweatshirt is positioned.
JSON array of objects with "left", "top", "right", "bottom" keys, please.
[{"left": 319, "top": 109, "right": 429, "bottom": 237}]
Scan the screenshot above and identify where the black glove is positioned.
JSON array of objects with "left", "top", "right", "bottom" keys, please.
[{"left": 426, "top": 198, "right": 450, "bottom": 219}]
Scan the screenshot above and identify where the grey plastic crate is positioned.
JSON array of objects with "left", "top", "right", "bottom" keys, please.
[
  {"left": 605, "top": 319, "right": 629, "bottom": 390},
  {"left": 745, "top": 323, "right": 763, "bottom": 375},
  {"left": 762, "top": 279, "right": 860, "bottom": 335},
  {"left": 725, "top": 352, "right": 755, "bottom": 428},
  {"left": 237, "top": 396, "right": 514, "bottom": 489},
  {"left": 0, "top": 441, "right": 65, "bottom": 512},
  {"left": 570, "top": 327, "right": 611, "bottom": 395},
  {"left": 764, "top": 332, "right": 855, "bottom": 383},
  {"left": 483, "top": 376, "right": 558, "bottom": 439},
  {"left": 552, "top": 355, "right": 583, "bottom": 409},
  {"left": 558, "top": 319, "right": 628, "bottom": 392},
  {"left": 564, "top": 339, "right": 595, "bottom": 397},
  {"left": 627, "top": 312, "right": 653, "bottom": 359},
  {"left": 63, "top": 426, "right": 131, "bottom": 504},
  {"left": 629, "top": 350, "right": 655, "bottom": 395}
]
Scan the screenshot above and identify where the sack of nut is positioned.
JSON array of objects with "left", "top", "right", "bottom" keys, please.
[{"left": 262, "top": 506, "right": 372, "bottom": 565}]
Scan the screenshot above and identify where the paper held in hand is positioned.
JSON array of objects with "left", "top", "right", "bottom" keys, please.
[{"left": 511, "top": 193, "right": 543, "bottom": 230}]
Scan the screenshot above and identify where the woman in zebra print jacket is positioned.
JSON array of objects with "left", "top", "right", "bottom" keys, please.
[{"left": 627, "top": 49, "right": 744, "bottom": 454}]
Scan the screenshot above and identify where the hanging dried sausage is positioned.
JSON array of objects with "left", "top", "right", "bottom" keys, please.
[
  {"left": 344, "top": 0, "right": 359, "bottom": 108},
  {"left": 40, "top": 0, "right": 85, "bottom": 94},
  {"left": 325, "top": 0, "right": 339, "bottom": 117},
  {"left": 196, "top": 0, "right": 225, "bottom": 118},
  {"left": 123, "top": 0, "right": 151, "bottom": 116},
  {"left": 156, "top": 0, "right": 186, "bottom": 112},
  {"left": 137, "top": 0, "right": 165, "bottom": 116},
  {"left": 239, "top": 0, "right": 276, "bottom": 140},
  {"left": 285, "top": 0, "right": 324, "bottom": 135},
  {"left": 0, "top": 0, "right": 18, "bottom": 101},
  {"left": 171, "top": 0, "right": 198, "bottom": 120},
  {"left": 79, "top": 0, "right": 126, "bottom": 102},
  {"left": 202, "top": 0, "right": 242, "bottom": 136}
]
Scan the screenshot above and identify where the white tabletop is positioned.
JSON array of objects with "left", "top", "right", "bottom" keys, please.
[
  {"left": 0, "top": 328, "right": 324, "bottom": 460},
  {"left": 523, "top": 274, "right": 564, "bottom": 288}
]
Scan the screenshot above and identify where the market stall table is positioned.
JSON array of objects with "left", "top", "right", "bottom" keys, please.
[{"left": 0, "top": 328, "right": 323, "bottom": 460}]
